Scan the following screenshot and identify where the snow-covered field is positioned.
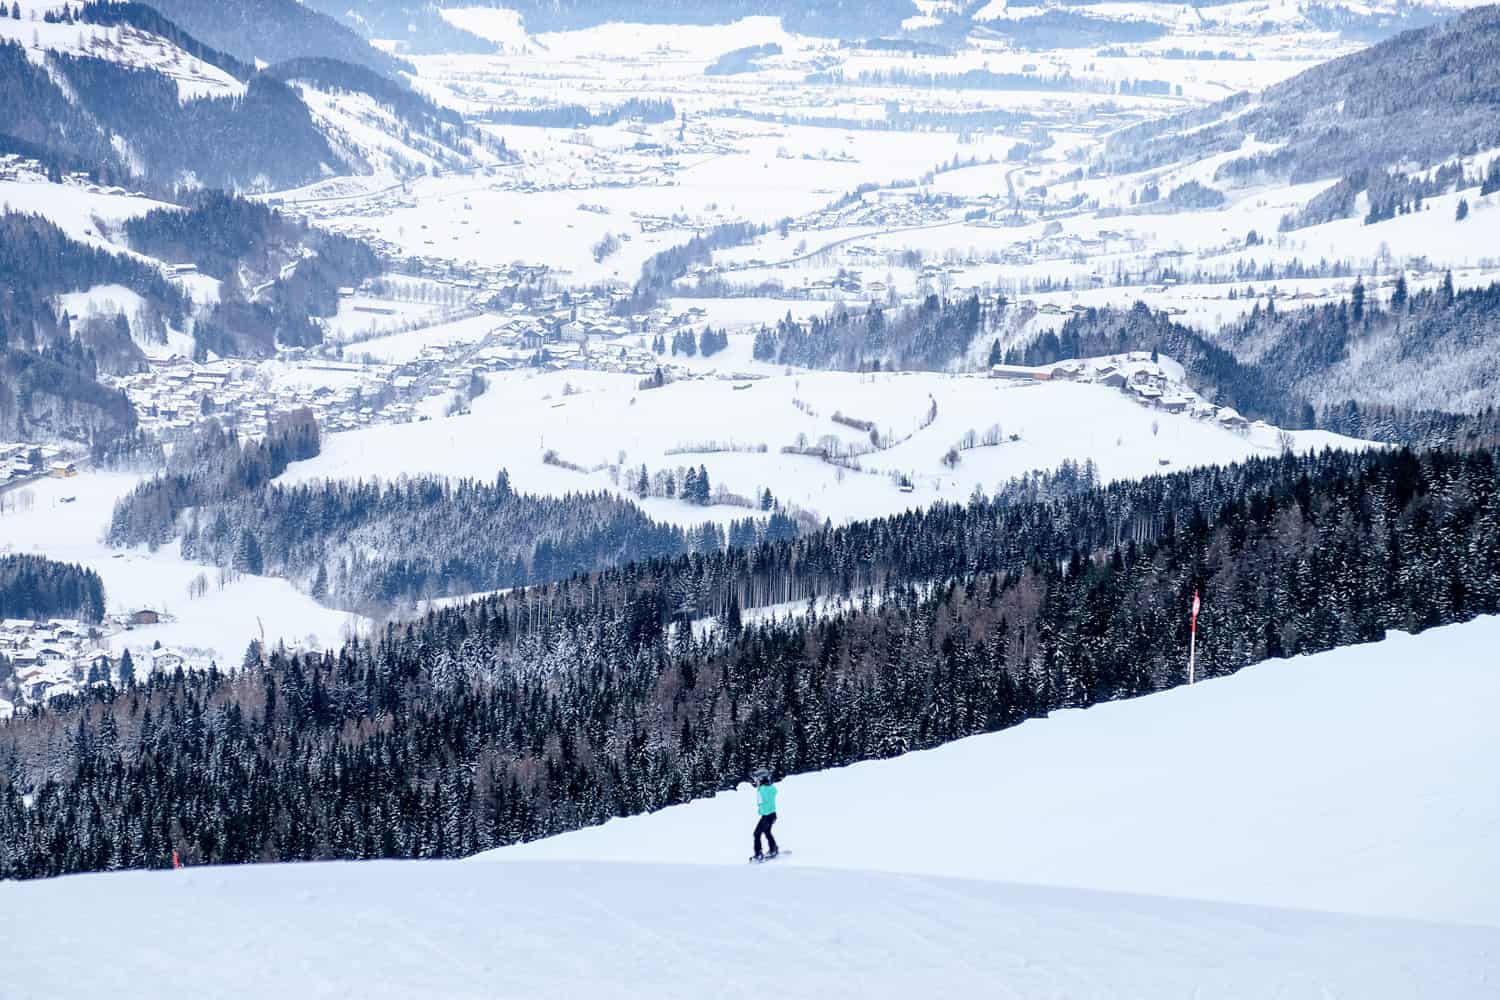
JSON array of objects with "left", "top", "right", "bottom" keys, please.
[
  {"left": 283, "top": 361, "right": 1368, "bottom": 527},
  {"left": 0, "top": 473, "right": 360, "bottom": 670},
  {"left": 6, "top": 616, "right": 1497, "bottom": 998}
]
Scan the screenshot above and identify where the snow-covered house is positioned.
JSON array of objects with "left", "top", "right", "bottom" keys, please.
[{"left": 1217, "top": 407, "right": 1250, "bottom": 429}]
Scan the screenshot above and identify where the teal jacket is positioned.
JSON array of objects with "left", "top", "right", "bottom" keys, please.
[{"left": 757, "top": 783, "right": 777, "bottom": 816}]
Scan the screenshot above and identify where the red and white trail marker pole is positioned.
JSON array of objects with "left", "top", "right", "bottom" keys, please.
[{"left": 1189, "top": 590, "right": 1200, "bottom": 685}]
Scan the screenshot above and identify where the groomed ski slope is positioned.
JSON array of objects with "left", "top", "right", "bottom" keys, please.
[
  {"left": 491, "top": 616, "right": 1500, "bottom": 928},
  {"left": 4, "top": 860, "right": 1494, "bottom": 1000},
  {"left": 5, "top": 618, "right": 1498, "bottom": 998}
]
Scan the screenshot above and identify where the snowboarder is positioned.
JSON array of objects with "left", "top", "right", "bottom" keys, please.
[{"left": 751, "top": 768, "right": 779, "bottom": 860}]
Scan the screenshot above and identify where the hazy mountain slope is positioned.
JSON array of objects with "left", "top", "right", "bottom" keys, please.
[
  {"left": 266, "top": 57, "right": 509, "bottom": 174},
  {"left": 0, "top": 38, "right": 343, "bottom": 191},
  {"left": 1104, "top": 4, "right": 1500, "bottom": 181},
  {"left": 300, "top": 0, "right": 498, "bottom": 54},
  {"left": 78, "top": 1, "right": 256, "bottom": 81},
  {"left": 139, "top": 0, "right": 408, "bottom": 76},
  {"left": 458, "top": 0, "right": 920, "bottom": 36}
]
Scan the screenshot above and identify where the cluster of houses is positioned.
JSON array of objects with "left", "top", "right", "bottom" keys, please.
[
  {"left": 0, "top": 611, "right": 191, "bottom": 717},
  {"left": 100, "top": 281, "right": 734, "bottom": 448},
  {"left": 393, "top": 295, "right": 714, "bottom": 387},
  {"left": 989, "top": 353, "right": 1253, "bottom": 430},
  {"left": 105, "top": 356, "right": 421, "bottom": 440},
  {"left": 0, "top": 443, "right": 79, "bottom": 486}
]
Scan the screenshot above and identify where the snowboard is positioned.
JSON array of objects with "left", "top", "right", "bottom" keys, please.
[{"left": 748, "top": 851, "right": 791, "bottom": 864}]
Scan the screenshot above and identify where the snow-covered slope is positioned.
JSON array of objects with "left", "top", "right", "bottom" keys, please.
[
  {"left": 491, "top": 615, "right": 1500, "bottom": 928},
  {"left": 0, "top": 12, "right": 245, "bottom": 100},
  {"left": 6, "top": 615, "right": 1496, "bottom": 998},
  {"left": 4, "top": 860, "right": 1494, "bottom": 1000}
]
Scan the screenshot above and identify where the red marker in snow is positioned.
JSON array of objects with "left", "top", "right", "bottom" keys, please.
[{"left": 1189, "top": 590, "right": 1200, "bottom": 684}]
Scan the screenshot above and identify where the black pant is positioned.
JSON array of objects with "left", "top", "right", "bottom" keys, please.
[{"left": 754, "top": 812, "right": 778, "bottom": 857}]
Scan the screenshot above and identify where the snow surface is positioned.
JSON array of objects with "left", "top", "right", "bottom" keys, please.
[
  {"left": 283, "top": 364, "right": 1369, "bottom": 528},
  {"left": 4, "top": 861, "right": 1494, "bottom": 999},
  {"left": 0, "top": 472, "right": 361, "bottom": 671},
  {"left": 5, "top": 618, "right": 1499, "bottom": 999},
  {"left": 492, "top": 615, "right": 1500, "bottom": 928},
  {"left": 0, "top": 179, "right": 171, "bottom": 251},
  {"left": 0, "top": 12, "right": 244, "bottom": 100}
]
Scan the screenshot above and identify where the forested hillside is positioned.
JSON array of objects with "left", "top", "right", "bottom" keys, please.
[
  {"left": 107, "top": 414, "right": 789, "bottom": 611},
  {"left": 124, "top": 194, "right": 381, "bottom": 356},
  {"left": 136, "top": 0, "right": 408, "bottom": 76},
  {"left": 745, "top": 280, "right": 1500, "bottom": 448},
  {"left": 0, "top": 40, "right": 341, "bottom": 192},
  {"left": 0, "top": 556, "right": 106, "bottom": 624},
  {"left": 4, "top": 446, "right": 1496, "bottom": 879},
  {"left": 57, "top": 55, "right": 340, "bottom": 192},
  {"left": 107, "top": 410, "right": 322, "bottom": 550},
  {"left": 267, "top": 57, "right": 510, "bottom": 172},
  {"left": 1010, "top": 280, "right": 1500, "bottom": 437},
  {"left": 1103, "top": 6, "right": 1500, "bottom": 188},
  {"left": 267, "top": 58, "right": 461, "bottom": 130},
  {"left": 753, "top": 294, "right": 987, "bottom": 371},
  {"left": 0, "top": 40, "right": 122, "bottom": 185},
  {"left": 0, "top": 212, "right": 176, "bottom": 442},
  {"left": 78, "top": 2, "right": 255, "bottom": 80},
  {"left": 1218, "top": 278, "right": 1500, "bottom": 415}
]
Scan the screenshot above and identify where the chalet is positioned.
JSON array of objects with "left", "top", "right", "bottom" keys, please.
[
  {"left": 1160, "top": 396, "right": 1190, "bottom": 414},
  {"left": 990, "top": 365, "right": 1050, "bottom": 382},
  {"left": 1097, "top": 370, "right": 1129, "bottom": 389},
  {"left": 50, "top": 461, "right": 77, "bottom": 478},
  {"left": 152, "top": 650, "right": 186, "bottom": 672},
  {"left": 1217, "top": 407, "right": 1250, "bottom": 429},
  {"left": 130, "top": 609, "right": 161, "bottom": 626}
]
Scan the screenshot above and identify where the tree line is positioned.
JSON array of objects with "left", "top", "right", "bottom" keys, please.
[
  {"left": 753, "top": 294, "right": 987, "bottom": 371},
  {"left": 0, "top": 555, "right": 105, "bottom": 624},
  {"left": 107, "top": 413, "right": 793, "bottom": 612},
  {"left": 3, "top": 446, "right": 1496, "bottom": 879}
]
